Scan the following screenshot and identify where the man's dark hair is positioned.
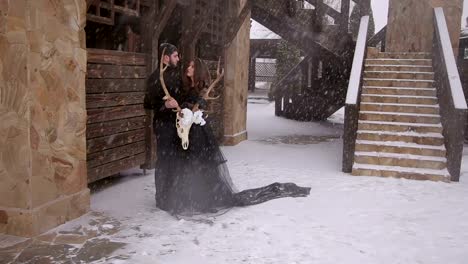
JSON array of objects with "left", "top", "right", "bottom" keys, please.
[{"left": 160, "top": 43, "right": 178, "bottom": 56}]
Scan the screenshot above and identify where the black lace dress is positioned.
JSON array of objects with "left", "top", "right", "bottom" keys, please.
[{"left": 160, "top": 91, "right": 311, "bottom": 215}]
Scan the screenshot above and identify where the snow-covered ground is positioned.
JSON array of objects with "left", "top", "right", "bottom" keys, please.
[{"left": 74, "top": 101, "right": 468, "bottom": 264}]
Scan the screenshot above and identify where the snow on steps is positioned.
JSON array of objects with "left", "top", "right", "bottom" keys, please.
[
  {"left": 357, "top": 121, "right": 442, "bottom": 135},
  {"left": 351, "top": 52, "right": 450, "bottom": 182},
  {"left": 352, "top": 163, "right": 451, "bottom": 182},
  {"left": 361, "top": 94, "right": 438, "bottom": 104},
  {"left": 357, "top": 130, "right": 444, "bottom": 146},
  {"left": 363, "top": 78, "right": 434, "bottom": 88},
  {"left": 365, "top": 64, "right": 433, "bottom": 72},
  {"left": 364, "top": 71, "right": 434, "bottom": 80},
  {"left": 360, "top": 103, "right": 439, "bottom": 115},
  {"left": 359, "top": 111, "right": 441, "bottom": 124},
  {"left": 355, "top": 140, "right": 447, "bottom": 157},
  {"left": 362, "top": 86, "right": 437, "bottom": 96},
  {"left": 367, "top": 52, "right": 431, "bottom": 60},
  {"left": 366, "top": 58, "right": 432, "bottom": 66},
  {"left": 354, "top": 151, "right": 446, "bottom": 170}
]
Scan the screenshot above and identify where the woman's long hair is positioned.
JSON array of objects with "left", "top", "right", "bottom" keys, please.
[{"left": 182, "top": 58, "right": 212, "bottom": 94}]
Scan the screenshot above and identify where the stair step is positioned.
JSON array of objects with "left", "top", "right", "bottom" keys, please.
[
  {"left": 368, "top": 52, "right": 432, "bottom": 60},
  {"left": 362, "top": 86, "right": 437, "bottom": 96},
  {"left": 351, "top": 164, "right": 450, "bottom": 182},
  {"left": 358, "top": 120, "right": 443, "bottom": 134},
  {"left": 366, "top": 58, "right": 432, "bottom": 66},
  {"left": 364, "top": 71, "right": 434, "bottom": 80},
  {"left": 360, "top": 103, "right": 439, "bottom": 115},
  {"left": 361, "top": 94, "right": 438, "bottom": 105},
  {"left": 357, "top": 130, "right": 444, "bottom": 146},
  {"left": 365, "top": 64, "right": 433, "bottom": 72},
  {"left": 359, "top": 111, "right": 441, "bottom": 124},
  {"left": 363, "top": 78, "right": 434, "bottom": 88},
  {"left": 354, "top": 151, "right": 446, "bottom": 170},
  {"left": 355, "top": 140, "right": 446, "bottom": 157}
]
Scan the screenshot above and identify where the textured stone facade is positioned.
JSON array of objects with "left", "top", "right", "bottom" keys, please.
[
  {"left": 386, "top": 0, "right": 463, "bottom": 55},
  {"left": 0, "top": 0, "right": 89, "bottom": 237},
  {"left": 223, "top": 0, "right": 250, "bottom": 145}
]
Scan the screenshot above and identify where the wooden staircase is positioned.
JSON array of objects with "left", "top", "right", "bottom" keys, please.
[
  {"left": 351, "top": 51, "right": 451, "bottom": 182},
  {"left": 251, "top": 0, "right": 352, "bottom": 57}
]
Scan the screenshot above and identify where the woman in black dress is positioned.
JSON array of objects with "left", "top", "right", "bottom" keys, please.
[{"left": 162, "top": 58, "right": 311, "bottom": 215}]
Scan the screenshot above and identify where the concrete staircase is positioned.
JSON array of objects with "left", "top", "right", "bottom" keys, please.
[{"left": 351, "top": 51, "right": 450, "bottom": 182}]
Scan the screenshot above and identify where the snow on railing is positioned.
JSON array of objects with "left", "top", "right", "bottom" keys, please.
[
  {"left": 433, "top": 7, "right": 467, "bottom": 110},
  {"left": 342, "top": 15, "right": 369, "bottom": 173},
  {"left": 345, "top": 16, "right": 369, "bottom": 105},
  {"left": 433, "top": 7, "right": 468, "bottom": 181}
]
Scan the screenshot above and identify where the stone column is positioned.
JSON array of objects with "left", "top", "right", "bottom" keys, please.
[
  {"left": 386, "top": 0, "right": 463, "bottom": 55},
  {"left": 223, "top": 0, "right": 250, "bottom": 145},
  {"left": 0, "top": 0, "right": 90, "bottom": 237}
]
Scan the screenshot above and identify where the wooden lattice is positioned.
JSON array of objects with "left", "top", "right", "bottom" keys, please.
[{"left": 87, "top": 0, "right": 141, "bottom": 26}]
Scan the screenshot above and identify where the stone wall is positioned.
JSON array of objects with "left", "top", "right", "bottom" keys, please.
[
  {"left": 0, "top": 0, "right": 89, "bottom": 237},
  {"left": 223, "top": 0, "right": 250, "bottom": 145},
  {"left": 386, "top": 0, "right": 463, "bottom": 55}
]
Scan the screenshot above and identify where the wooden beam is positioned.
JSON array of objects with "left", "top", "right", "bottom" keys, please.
[
  {"left": 142, "top": 0, "right": 159, "bottom": 171},
  {"left": 87, "top": 129, "right": 146, "bottom": 153},
  {"left": 224, "top": 1, "right": 251, "bottom": 47},
  {"left": 87, "top": 141, "right": 146, "bottom": 169},
  {"left": 87, "top": 0, "right": 100, "bottom": 11},
  {"left": 304, "top": 0, "right": 341, "bottom": 19},
  {"left": 87, "top": 64, "right": 147, "bottom": 79},
  {"left": 87, "top": 104, "right": 146, "bottom": 124},
  {"left": 86, "top": 116, "right": 146, "bottom": 139},
  {"left": 88, "top": 153, "right": 146, "bottom": 183},
  {"left": 180, "top": 0, "right": 196, "bottom": 61},
  {"left": 153, "top": 0, "right": 177, "bottom": 37},
  {"left": 87, "top": 49, "right": 147, "bottom": 66},
  {"left": 86, "top": 92, "right": 145, "bottom": 109},
  {"left": 340, "top": 0, "right": 350, "bottom": 28},
  {"left": 188, "top": 1, "right": 218, "bottom": 46},
  {"left": 86, "top": 78, "right": 146, "bottom": 93}
]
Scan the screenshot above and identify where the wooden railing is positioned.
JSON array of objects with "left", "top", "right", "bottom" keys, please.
[
  {"left": 432, "top": 7, "right": 467, "bottom": 181},
  {"left": 273, "top": 56, "right": 310, "bottom": 116},
  {"left": 342, "top": 15, "right": 369, "bottom": 172},
  {"left": 368, "top": 25, "right": 386, "bottom": 52}
]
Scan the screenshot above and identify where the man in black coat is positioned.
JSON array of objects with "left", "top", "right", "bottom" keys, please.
[{"left": 144, "top": 43, "right": 182, "bottom": 211}]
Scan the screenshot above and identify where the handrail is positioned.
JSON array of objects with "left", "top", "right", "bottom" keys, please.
[
  {"left": 368, "top": 25, "right": 386, "bottom": 50},
  {"left": 342, "top": 15, "right": 369, "bottom": 173},
  {"left": 274, "top": 55, "right": 310, "bottom": 93},
  {"left": 434, "top": 8, "right": 467, "bottom": 110},
  {"left": 345, "top": 16, "right": 369, "bottom": 104},
  {"left": 433, "top": 7, "right": 467, "bottom": 181}
]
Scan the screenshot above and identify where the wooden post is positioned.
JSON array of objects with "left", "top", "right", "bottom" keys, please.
[
  {"left": 248, "top": 56, "right": 256, "bottom": 92},
  {"left": 223, "top": 0, "right": 250, "bottom": 145},
  {"left": 180, "top": 0, "right": 196, "bottom": 63},
  {"left": 361, "top": 0, "right": 371, "bottom": 15},
  {"left": 340, "top": 0, "right": 350, "bottom": 31},
  {"left": 141, "top": 0, "right": 159, "bottom": 170}
]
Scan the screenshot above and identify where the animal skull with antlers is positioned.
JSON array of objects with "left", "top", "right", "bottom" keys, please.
[{"left": 159, "top": 49, "right": 224, "bottom": 150}]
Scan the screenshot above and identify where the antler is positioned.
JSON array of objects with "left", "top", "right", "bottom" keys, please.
[
  {"left": 192, "top": 58, "right": 224, "bottom": 112},
  {"left": 159, "top": 47, "right": 181, "bottom": 112},
  {"left": 204, "top": 58, "right": 224, "bottom": 100}
]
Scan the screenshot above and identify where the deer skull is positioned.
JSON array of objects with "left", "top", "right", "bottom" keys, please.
[
  {"left": 175, "top": 108, "right": 207, "bottom": 150},
  {"left": 176, "top": 108, "right": 194, "bottom": 150}
]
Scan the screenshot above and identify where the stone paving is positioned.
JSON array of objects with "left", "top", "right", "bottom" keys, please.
[{"left": 0, "top": 211, "right": 128, "bottom": 264}]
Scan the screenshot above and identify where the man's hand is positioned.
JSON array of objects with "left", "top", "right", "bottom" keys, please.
[{"left": 164, "top": 98, "right": 179, "bottom": 109}]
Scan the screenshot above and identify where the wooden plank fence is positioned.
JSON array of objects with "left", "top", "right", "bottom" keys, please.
[{"left": 86, "top": 48, "right": 148, "bottom": 183}]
